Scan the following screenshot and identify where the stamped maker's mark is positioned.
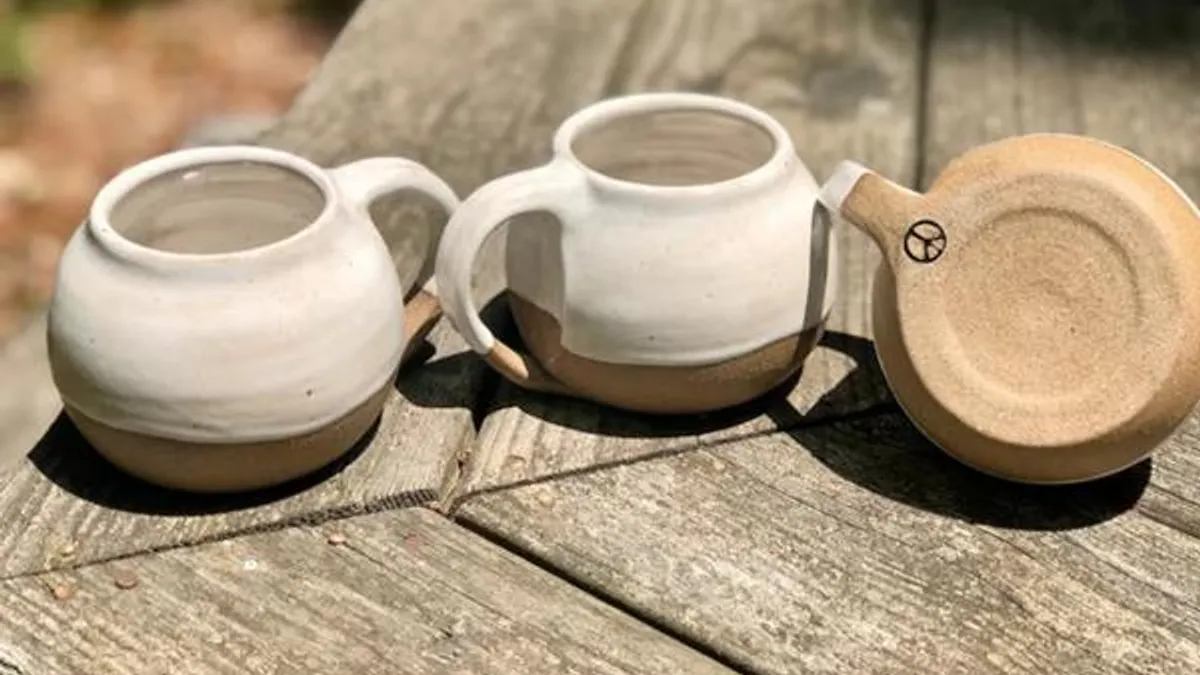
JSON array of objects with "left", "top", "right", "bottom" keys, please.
[{"left": 904, "top": 220, "right": 947, "bottom": 264}]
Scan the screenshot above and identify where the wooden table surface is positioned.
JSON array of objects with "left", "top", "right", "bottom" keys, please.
[{"left": 2, "top": 0, "right": 1199, "bottom": 673}]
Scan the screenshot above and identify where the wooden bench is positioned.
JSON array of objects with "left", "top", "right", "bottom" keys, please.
[{"left": 1, "top": 0, "right": 1198, "bottom": 672}]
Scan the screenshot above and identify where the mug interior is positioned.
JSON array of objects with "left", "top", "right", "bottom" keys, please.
[
  {"left": 106, "top": 159, "right": 326, "bottom": 255},
  {"left": 569, "top": 108, "right": 777, "bottom": 187}
]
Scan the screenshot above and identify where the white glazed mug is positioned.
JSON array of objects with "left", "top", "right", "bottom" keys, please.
[
  {"left": 47, "top": 146, "right": 459, "bottom": 492},
  {"left": 436, "top": 92, "right": 838, "bottom": 414}
]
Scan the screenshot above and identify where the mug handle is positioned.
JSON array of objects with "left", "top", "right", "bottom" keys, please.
[
  {"left": 819, "top": 160, "right": 926, "bottom": 269},
  {"left": 330, "top": 158, "right": 461, "bottom": 365},
  {"left": 435, "top": 161, "right": 584, "bottom": 395}
]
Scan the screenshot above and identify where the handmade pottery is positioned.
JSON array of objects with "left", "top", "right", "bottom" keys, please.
[
  {"left": 47, "top": 146, "right": 459, "bottom": 492},
  {"left": 435, "top": 92, "right": 837, "bottom": 414},
  {"left": 819, "top": 133, "right": 1200, "bottom": 484}
]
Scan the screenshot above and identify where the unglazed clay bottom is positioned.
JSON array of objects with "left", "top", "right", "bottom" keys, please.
[
  {"left": 510, "top": 294, "right": 824, "bottom": 414},
  {"left": 870, "top": 268, "right": 1182, "bottom": 484},
  {"left": 65, "top": 385, "right": 390, "bottom": 493}
]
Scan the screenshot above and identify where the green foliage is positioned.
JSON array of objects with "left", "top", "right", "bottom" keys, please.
[
  {"left": 12, "top": 0, "right": 160, "bottom": 12},
  {"left": 0, "top": 12, "right": 28, "bottom": 82},
  {"left": 0, "top": 0, "right": 200, "bottom": 86},
  {"left": 286, "top": 0, "right": 361, "bottom": 30},
  {"left": 14, "top": 0, "right": 362, "bottom": 19},
  {"left": 0, "top": 0, "right": 364, "bottom": 84}
]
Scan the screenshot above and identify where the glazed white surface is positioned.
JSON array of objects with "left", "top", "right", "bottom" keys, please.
[
  {"left": 506, "top": 166, "right": 833, "bottom": 365},
  {"left": 48, "top": 146, "right": 458, "bottom": 443},
  {"left": 438, "top": 92, "right": 838, "bottom": 367}
]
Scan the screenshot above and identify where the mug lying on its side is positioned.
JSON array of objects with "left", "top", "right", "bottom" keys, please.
[{"left": 821, "top": 133, "right": 1200, "bottom": 484}]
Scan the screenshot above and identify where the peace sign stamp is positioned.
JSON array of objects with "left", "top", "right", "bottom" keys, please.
[{"left": 903, "top": 220, "right": 947, "bottom": 263}]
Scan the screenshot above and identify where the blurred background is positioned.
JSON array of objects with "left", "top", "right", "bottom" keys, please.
[{"left": 0, "top": 0, "right": 361, "bottom": 340}]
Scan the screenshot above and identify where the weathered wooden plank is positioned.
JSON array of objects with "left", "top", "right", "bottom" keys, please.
[
  {"left": 0, "top": 508, "right": 736, "bottom": 675},
  {"left": 1139, "top": 416, "right": 1200, "bottom": 537},
  {"left": 458, "top": 410, "right": 1200, "bottom": 675},
  {"left": 0, "top": 0, "right": 650, "bottom": 576},
  {"left": 458, "top": 0, "right": 921, "bottom": 499}
]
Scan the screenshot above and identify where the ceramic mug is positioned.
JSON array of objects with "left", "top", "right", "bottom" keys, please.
[
  {"left": 47, "top": 146, "right": 459, "bottom": 492},
  {"left": 820, "top": 133, "right": 1200, "bottom": 484},
  {"left": 436, "top": 92, "right": 837, "bottom": 414}
]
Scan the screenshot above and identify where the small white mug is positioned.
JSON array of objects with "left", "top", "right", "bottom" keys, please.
[
  {"left": 47, "top": 145, "right": 459, "bottom": 492},
  {"left": 436, "top": 92, "right": 838, "bottom": 414}
]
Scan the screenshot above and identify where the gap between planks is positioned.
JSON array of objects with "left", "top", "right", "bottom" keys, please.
[
  {"left": 0, "top": 489, "right": 445, "bottom": 583},
  {"left": 449, "top": 505, "right": 767, "bottom": 675}
]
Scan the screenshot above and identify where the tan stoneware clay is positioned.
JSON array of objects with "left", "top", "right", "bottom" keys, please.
[
  {"left": 435, "top": 92, "right": 837, "bottom": 414},
  {"left": 47, "top": 146, "right": 459, "bottom": 492},
  {"left": 820, "top": 133, "right": 1200, "bottom": 484}
]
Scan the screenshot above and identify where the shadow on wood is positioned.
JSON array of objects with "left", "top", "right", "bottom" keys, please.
[
  {"left": 764, "top": 331, "right": 1150, "bottom": 531},
  {"left": 770, "top": 405, "right": 1151, "bottom": 531},
  {"left": 392, "top": 294, "right": 512, "bottom": 433},
  {"left": 26, "top": 410, "right": 378, "bottom": 516}
]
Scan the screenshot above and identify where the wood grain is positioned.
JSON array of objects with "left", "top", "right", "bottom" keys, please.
[
  {"left": 0, "top": 0, "right": 648, "bottom": 576},
  {"left": 459, "top": 410, "right": 1200, "bottom": 674},
  {"left": 0, "top": 509, "right": 736, "bottom": 675},
  {"left": 457, "top": 0, "right": 922, "bottom": 500}
]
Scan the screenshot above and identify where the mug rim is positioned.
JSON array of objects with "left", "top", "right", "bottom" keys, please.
[
  {"left": 88, "top": 145, "right": 338, "bottom": 267},
  {"left": 552, "top": 92, "right": 799, "bottom": 198}
]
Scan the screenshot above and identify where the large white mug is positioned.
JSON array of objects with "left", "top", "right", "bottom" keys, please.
[
  {"left": 436, "top": 92, "right": 838, "bottom": 414},
  {"left": 47, "top": 146, "right": 458, "bottom": 492}
]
